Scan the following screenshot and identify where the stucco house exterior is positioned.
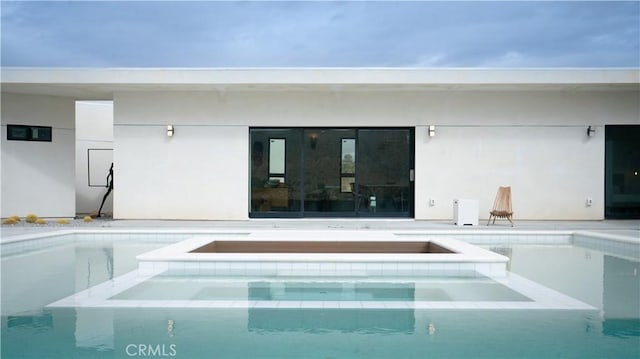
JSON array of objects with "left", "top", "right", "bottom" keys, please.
[{"left": 1, "top": 68, "right": 639, "bottom": 220}]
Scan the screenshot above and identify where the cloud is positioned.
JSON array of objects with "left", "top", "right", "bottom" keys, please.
[
  {"left": 409, "top": 54, "right": 449, "bottom": 67},
  {"left": 1, "top": 1, "right": 638, "bottom": 67},
  {"left": 483, "top": 51, "right": 530, "bottom": 67}
]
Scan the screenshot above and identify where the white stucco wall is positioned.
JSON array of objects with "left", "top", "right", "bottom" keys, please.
[
  {"left": 75, "top": 101, "right": 114, "bottom": 215},
  {"left": 415, "top": 90, "right": 638, "bottom": 220},
  {"left": 1, "top": 93, "right": 76, "bottom": 218},
  {"left": 416, "top": 125, "right": 604, "bottom": 220},
  {"left": 113, "top": 92, "right": 248, "bottom": 219},
  {"left": 112, "top": 89, "right": 638, "bottom": 220}
]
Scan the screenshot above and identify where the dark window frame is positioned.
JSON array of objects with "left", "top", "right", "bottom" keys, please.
[
  {"left": 249, "top": 127, "right": 415, "bottom": 219},
  {"left": 7, "top": 124, "right": 52, "bottom": 142}
]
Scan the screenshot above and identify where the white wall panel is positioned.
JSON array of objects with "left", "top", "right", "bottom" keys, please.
[
  {"left": 415, "top": 126, "right": 604, "bottom": 220},
  {"left": 1, "top": 93, "right": 75, "bottom": 218},
  {"left": 113, "top": 121, "right": 248, "bottom": 220},
  {"left": 75, "top": 101, "right": 114, "bottom": 215}
]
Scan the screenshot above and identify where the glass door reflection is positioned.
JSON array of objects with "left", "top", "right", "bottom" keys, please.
[
  {"left": 303, "top": 129, "right": 356, "bottom": 214},
  {"left": 357, "top": 129, "right": 412, "bottom": 216},
  {"left": 250, "top": 129, "right": 302, "bottom": 216}
]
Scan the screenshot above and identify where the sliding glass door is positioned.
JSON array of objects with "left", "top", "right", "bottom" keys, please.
[
  {"left": 303, "top": 129, "right": 357, "bottom": 214},
  {"left": 249, "top": 128, "right": 413, "bottom": 218},
  {"left": 250, "top": 129, "right": 302, "bottom": 216},
  {"left": 605, "top": 125, "right": 640, "bottom": 219},
  {"left": 356, "top": 129, "right": 413, "bottom": 216}
]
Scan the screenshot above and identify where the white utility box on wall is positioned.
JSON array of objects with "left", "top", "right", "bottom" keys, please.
[{"left": 453, "top": 199, "right": 479, "bottom": 226}]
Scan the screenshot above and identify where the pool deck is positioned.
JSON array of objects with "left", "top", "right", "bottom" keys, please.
[{"left": 2, "top": 218, "right": 638, "bottom": 243}]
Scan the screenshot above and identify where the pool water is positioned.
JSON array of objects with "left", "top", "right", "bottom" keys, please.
[
  {"left": 3, "top": 307, "right": 638, "bottom": 359},
  {"left": 2, "top": 234, "right": 639, "bottom": 358},
  {"left": 110, "top": 277, "right": 531, "bottom": 302}
]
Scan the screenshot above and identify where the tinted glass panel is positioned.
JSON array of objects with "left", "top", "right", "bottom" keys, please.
[
  {"left": 605, "top": 125, "right": 640, "bottom": 218},
  {"left": 7, "top": 125, "right": 52, "bottom": 142},
  {"left": 358, "top": 129, "right": 412, "bottom": 214},
  {"left": 304, "top": 129, "right": 356, "bottom": 213},
  {"left": 250, "top": 129, "right": 301, "bottom": 215}
]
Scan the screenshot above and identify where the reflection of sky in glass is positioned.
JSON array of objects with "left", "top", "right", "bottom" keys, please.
[
  {"left": 342, "top": 139, "right": 355, "bottom": 174},
  {"left": 269, "top": 139, "right": 285, "bottom": 174}
]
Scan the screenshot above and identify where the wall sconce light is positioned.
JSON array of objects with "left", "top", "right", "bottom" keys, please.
[
  {"left": 586, "top": 126, "right": 595, "bottom": 137},
  {"left": 167, "top": 125, "right": 174, "bottom": 137},
  {"left": 428, "top": 125, "right": 436, "bottom": 137},
  {"left": 310, "top": 134, "right": 318, "bottom": 149}
]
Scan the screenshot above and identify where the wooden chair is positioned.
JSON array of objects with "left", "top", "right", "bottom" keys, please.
[{"left": 488, "top": 186, "right": 514, "bottom": 226}]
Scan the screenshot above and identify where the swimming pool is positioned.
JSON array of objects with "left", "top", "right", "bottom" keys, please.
[{"left": 2, "top": 230, "right": 639, "bottom": 358}]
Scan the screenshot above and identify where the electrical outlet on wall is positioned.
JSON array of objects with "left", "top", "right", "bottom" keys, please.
[
  {"left": 429, "top": 198, "right": 435, "bottom": 206},
  {"left": 586, "top": 198, "right": 593, "bottom": 207}
]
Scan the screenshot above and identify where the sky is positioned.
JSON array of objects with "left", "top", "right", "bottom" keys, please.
[{"left": 1, "top": 1, "right": 639, "bottom": 68}]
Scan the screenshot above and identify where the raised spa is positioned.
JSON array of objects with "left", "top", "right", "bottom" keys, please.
[
  {"left": 136, "top": 231, "right": 509, "bottom": 278},
  {"left": 191, "top": 241, "right": 455, "bottom": 254}
]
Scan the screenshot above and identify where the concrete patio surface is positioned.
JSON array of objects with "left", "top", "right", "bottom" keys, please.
[{"left": 2, "top": 217, "right": 639, "bottom": 243}]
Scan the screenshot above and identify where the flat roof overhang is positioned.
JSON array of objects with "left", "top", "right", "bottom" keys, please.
[{"left": 1, "top": 67, "right": 639, "bottom": 100}]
